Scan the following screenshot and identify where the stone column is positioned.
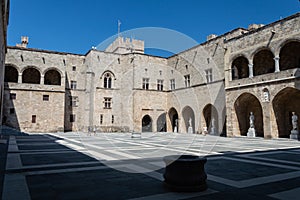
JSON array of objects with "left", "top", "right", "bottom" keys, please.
[
  {"left": 40, "top": 75, "right": 44, "bottom": 85},
  {"left": 18, "top": 73, "right": 22, "bottom": 83},
  {"left": 274, "top": 56, "right": 280, "bottom": 72},
  {"left": 248, "top": 63, "right": 254, "bottom": 78}
]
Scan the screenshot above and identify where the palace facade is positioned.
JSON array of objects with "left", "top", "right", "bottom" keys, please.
[{"left": 3, "top": 13, "right": 300, "bottom": 139}]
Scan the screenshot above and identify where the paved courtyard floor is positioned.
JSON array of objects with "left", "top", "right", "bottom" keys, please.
[{"left": 1, "top": 129, "right": 300, "bottom": 199}]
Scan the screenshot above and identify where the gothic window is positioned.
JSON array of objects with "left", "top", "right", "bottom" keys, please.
[
  {"left": 104, "top": 97, "right": 112, "bottom": 109},
  {"left": 104, "top": 72, "right": 112, "bottom": 89},
  {"left": 184, "top": 75, "right": 190, "bottom": 87},
  {"left": 71, "top": 80, "right": 77, "bottom": 89},
  {"left": 142, "top": 78, "right": 149, "bottom": 90},
  {"left": 170, "top": 79, "right": 175, "bottom": 90},
  {"left": 157, "top": 79, "right": 163, "bottom": 91},
  {"left": 205, "top": 69, "right": 213, "bottom": 83}
]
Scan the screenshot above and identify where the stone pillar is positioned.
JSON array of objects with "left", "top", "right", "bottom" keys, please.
[
  {"left": 274, "top": 56, "right": 280, "bottom": 72},
  {"left": 18, "top": 73, "right": 22, "bottom": 83},
  {"left": 40, "top": 75, "right": 44, "bottom": 85},
  {"left": 248, "top": 63, "right": 254, "bottom": 78}
]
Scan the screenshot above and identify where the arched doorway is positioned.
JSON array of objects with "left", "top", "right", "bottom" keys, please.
[
  {"left": 142, "top": 115, "right": 152, "bottom": 132},
  {"left": 273, "top": 87, "right": 300, "bottom": 138},
  {"left": 168, "top": 108, "right": 178, "bottom": 132},
  {"left": 279, "top": 41, "right": 300, "bottom": 71},
  {"left": 157, "top": 113, "right": 166, "bottom": 132},
  {"left": 182, "top": 106, "right": 195, "bottom": 133},
  {"left": 234, "top": 93, "right": 264, "bottom": 137},
  {"left": 231, "top": 56, "right": 249, "bottom": 80},
  {"left": 22, "top": 67, "right": 40, "bottom": 84},
  {"left": 203, "top": 104, "right": 218, "bottom": 135},
  {"left": 4, "top": 65, "right": 18, "bottom": 83},
  {"left": 44, "top": 69, "right": 61, "bottom": 85},
  {"left": 253, "top": 49, "right": 275, "bottom": 76}
]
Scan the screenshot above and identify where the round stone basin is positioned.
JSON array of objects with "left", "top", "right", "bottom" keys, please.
[{"left": 163, "top": 155, "right": 207, "bottom": 192}]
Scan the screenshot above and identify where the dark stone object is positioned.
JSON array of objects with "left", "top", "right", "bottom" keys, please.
[{"left": 163, "top": 155, "right": 207, "bottom": 192}]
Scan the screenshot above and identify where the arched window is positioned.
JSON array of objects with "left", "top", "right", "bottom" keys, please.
[
  {"left": 104, "top": 72, "right": 112, "bottom": 88},
  {"left": 253, "top": 49, "right": 275, "bottom": 76},
  {"left": 22, "top": 67, "right": 41, "bottom": 84},
  {"left": 231, "top": 56, "right": 249, "bottom": 80},
  {"left": 4, "top": 65, "right": 18, "bottom": 83},
  {"left": 44, "top": 69, "right": 61, "bottom": 85},
  {"left": 279, "top": 41, "right": 300, "bottom": 71}
]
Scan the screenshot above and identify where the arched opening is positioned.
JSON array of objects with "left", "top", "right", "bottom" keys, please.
[
  {"left": 279, "top": 41, "right": 300, "bottom": 71},
  {"left": 253, "top": 49, "right": 275, "bottom": 76},
  {"left": 231, "top": 56, "right": 249, "bottom": 80},
  {"left": 103, "top": 72, "right": 112, "bottom": 88},
  {"left": 234, "top": 93, "right": 264, "bottom": 137},
  {"left": 4, "top": 65, "right": 18, "bottom": 83},
  {"left": 22, "top": 68, "right": 40, "bottom": 84},
  {"left": 44, "top": 69, "right": 61, "bottom": 85},
  {"left": 273, "top": 87, "right": 300, "bottom": 138},
  {"left": 168, "top": 108, "right": 178, "bottom": 132},
  {"left": 203, "top": 104, "right": 218, "bottom": 135},
  {"left": 142, "top": 115, "right": 152, "bottom": 132},
  {"left": 157, "top": 113, "right": 166, "bottom": 132},
  {"left": 182, "top": 106, "right": 195, "bottom": 133}
]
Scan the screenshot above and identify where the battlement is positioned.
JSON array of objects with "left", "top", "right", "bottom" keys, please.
[{"left": 105, "top": 37, "right": 144, "bottom": 54}]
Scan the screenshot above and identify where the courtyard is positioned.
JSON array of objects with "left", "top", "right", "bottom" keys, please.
[{"left": 1, "top": 126, "right": 300, "bottom": 199}]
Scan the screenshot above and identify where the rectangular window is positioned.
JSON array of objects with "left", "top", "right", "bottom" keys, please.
[
  {"left": 112, "top": 115, "right": 114, "bottom": 124},
  {"left": 72, "top": 66, "right": 76, "bottom": 71},
  {"left": 70, "top": 81, "right": 77, "bottom": 89},
  {"left": 184, "top": 75, "right": 190, "bottom": 87},
  {"left": 32, "top": 115, "right": 36, "bottom": 123},
  {"left": 104, "top": 98, "right": 112, "bottom": 109},
  {"left": 10, "top": 93, "right": 16, "bottom": 100},
  {"left": 157, "top": 79, "right": 164, "bottom": 91},
  {"left": 100, "top": 114, "right": 103, "bottom": 124},
  {"left": 43, "top": 95, "right": 49, "bottom": 101},
  {"left": 205, "top": 69, "right": 213, "bottom": 83},
  {"left": 10, "top": 108, "right": 15, "bottom": 114},
  {"left": 170, "top": 79, "right": 175, "bottom": 90},
  {"left": 70, "top": 96, "right": 78, "bottom": 107},
  {"left": 142, "top": 78, "right": 149, "bottom": 90},
  {"left": 70, "top": 114, "right": 75, "bottom": 122}
]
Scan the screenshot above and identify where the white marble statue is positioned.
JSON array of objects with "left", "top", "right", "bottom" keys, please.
[
  {"left": 249, "top": 112, "right": 255, "bottom": 128},
  {"left": 292, "top": 112, "right": 298, "bottom": 130}
]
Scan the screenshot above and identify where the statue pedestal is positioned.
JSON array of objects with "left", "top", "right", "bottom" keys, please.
[
  {"left": 210, "top": 127, "right": 217, "bottom": 135},
  {"left": 174, "top": 126, "right": 177, "bottom": 133},
  {"left": 247, "top": 128, "right": 256, "bottom": 137},
  {"left": 188, "top": 126, "right": 193, "bottom": 134},
  {"left": 290, "top": 130, "right": 299, "bottom": 140}
]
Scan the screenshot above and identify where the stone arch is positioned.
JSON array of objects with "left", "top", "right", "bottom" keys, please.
[
  {"left": 182, "top": 106, "right": 195, "bottom": 133},
  {"left": 142, "top": 115, "right": 152, "bottom": 132},
  {"left": 272, "top": 87, "right": 300, "bottom": 138},
  {"left": 157, "top": 113, "right": 166, "bottom": 132},
  {"left": 101, "top": 70, "right": 115, "bottom": 89},
  {"left": 231, "top": 56, "right": 249, "bottom": 80},
  {"left": 203, "top": 104, "right": 218, "bottom": 135},
  {"left": 253, "top": 48, "right": 275, "bottom": 76},
  {"left": 234, "top": 93, "right": 264, "bottom": 137},
  {"left": 168, "top": 107, "right": 179, "bottom": 132},
  {"left": 279, "top": 41, "right": 300, "bottom": 71},
  {"left": 4, "top": 65, "right": 18, "bottom": 83},
  {"left": 44, "top": 69, "right": 61, "bottom": 85},
  {"left": 22, "top": 67, "right": 41, "bottom": 84}
]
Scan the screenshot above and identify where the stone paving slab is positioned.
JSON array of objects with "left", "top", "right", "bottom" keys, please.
[{"left": 1, "top": 132, "right": 300, "bottom": 199}]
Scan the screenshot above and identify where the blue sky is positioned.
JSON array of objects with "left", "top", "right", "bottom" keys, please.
[{"left": 7, "top": 0, "right": 300, "bottom": 56}]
